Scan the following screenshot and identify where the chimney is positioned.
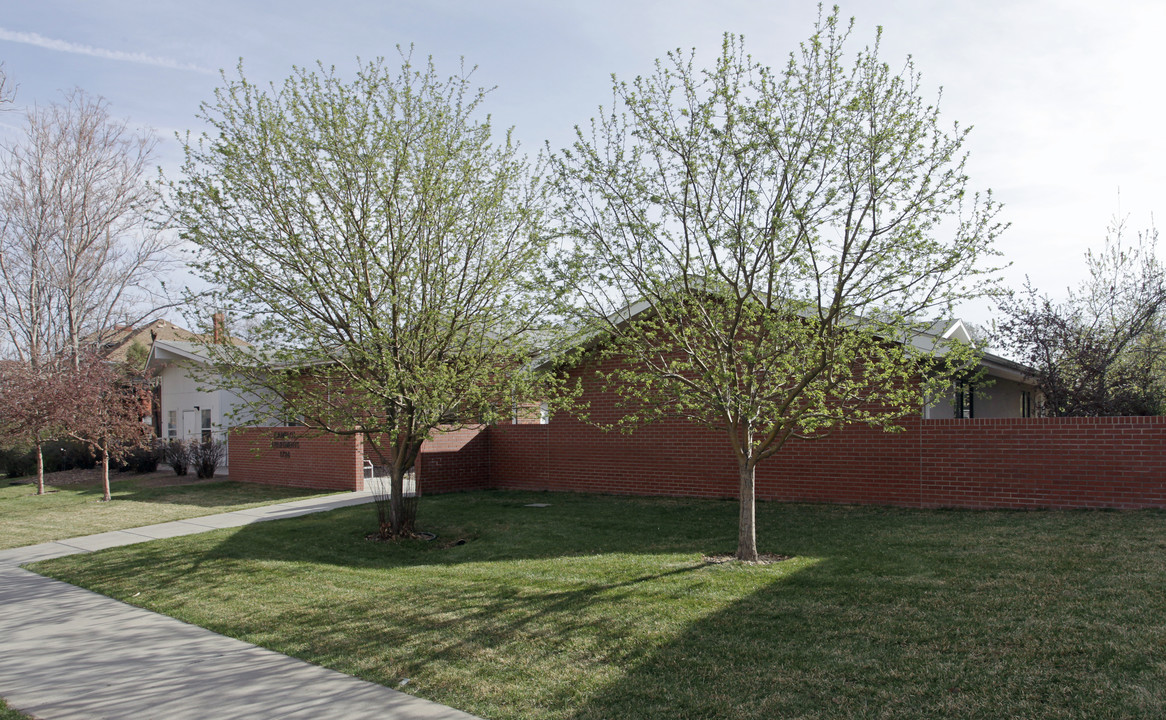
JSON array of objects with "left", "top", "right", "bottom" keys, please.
[{"left": 212, "top": 313, "right": 225, "bottom": 344}]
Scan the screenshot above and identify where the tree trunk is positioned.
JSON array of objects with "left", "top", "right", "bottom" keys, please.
[
  {"left": 101, "top": 446, "right": 111, "bottom": 502},
  {"left": 35, "top": 441, "right": 44, "bottom": 496},
  {"left": 389, "top": 463, "right": 404, "bottom": 536},
  {"left": 737, "top": 459, "right": 758, "bottom": 562}
]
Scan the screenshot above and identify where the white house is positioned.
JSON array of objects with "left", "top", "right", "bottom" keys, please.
[
  {"left": 919, "top": 320, "right": 1037, "bottom": 419},
  {"left": 145, "top": 340, "right": 260, "bottom": 465}
]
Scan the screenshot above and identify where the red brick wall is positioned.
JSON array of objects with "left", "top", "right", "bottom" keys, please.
[
  {"left": 416, "top": 426, "right": 491, "bottom": 494},
  {"left": 488, "top": 410, "right": 922, "bottom": 502},
  {"left": 229, "top": 411, "right": 1166, "bottom": 509},
  {"left": 919, "top": 417, "right": 1166, "bottom": 509},
  {"left": 228, "top": 427, "right": 364, "bottom": 491},
  {"left": 486, "top": 415, "right": 1166, "bottom": 510},
  {"left": 488, "top": 357, "right": 923, "bottom": 503}
]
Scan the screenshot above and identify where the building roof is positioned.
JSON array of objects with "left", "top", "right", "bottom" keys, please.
[
  {"left": 145, "top": 338, "right": 260, "bottom": 371},
  {"left": 93, "top": 319, "right": 203, "bottom": 365},
  {"left": 568, "top": 297, "right": 1037, "bottom": 385}
]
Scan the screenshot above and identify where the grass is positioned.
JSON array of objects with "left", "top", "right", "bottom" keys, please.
[
  {"left": 31, "top": 491, "right": 1166, "bottom": 719},
  {"left": 0, "top": 698, "right": 32, "bottom": 720},
  {"left": 0, "top": 472, "right": 335, "bottom": 550}
]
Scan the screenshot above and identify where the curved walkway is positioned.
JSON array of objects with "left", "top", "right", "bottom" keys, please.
[{"left": 0, "top": 492, "right": 482, "bottom": 720}]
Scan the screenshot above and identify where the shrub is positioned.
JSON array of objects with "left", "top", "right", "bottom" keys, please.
[
  {"left": 190, "top": 439, "right": 225, "bottom": 479},
  {"left": 0, "top": 440, "right": 95, "bottom": 478},
  {"left": 115, "top": 442, "right": 161, "bottom": 473},
  {"left": 163, "top": 439, "right": 190, "bottom": 476},
  {"left": 0, "top": 442, "right": 36, "bottom": 478}
]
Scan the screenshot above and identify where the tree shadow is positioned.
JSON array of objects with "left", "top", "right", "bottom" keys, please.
[
  {"left": 35, "top": 493, "right": 1166, "bottom": 718},
  {"left": 64, "top": 476, "right": 328, "bottom": 509}
]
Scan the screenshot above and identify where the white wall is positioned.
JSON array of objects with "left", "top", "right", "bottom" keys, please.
[
  {"left": 158, "top": 362, "right": 259, "bottom": 465},
  {"left": 926, "top": 377, "right": 1033, "bottom": 419}
]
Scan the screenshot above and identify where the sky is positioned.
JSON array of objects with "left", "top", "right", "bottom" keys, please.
[{"left": 1, "top": 0, "right": 1164, "bottom": 328}]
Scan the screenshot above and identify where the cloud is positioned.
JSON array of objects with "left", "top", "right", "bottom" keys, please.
[{"left": 0, "top": 27, "right": 214, "bottom": 75}]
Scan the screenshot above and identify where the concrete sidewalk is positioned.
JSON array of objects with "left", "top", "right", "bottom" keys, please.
[{"left": 0, "top": 491, "right": 483, "bottom": 720}]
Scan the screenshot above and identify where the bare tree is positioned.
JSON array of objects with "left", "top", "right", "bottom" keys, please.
[
  {"left": 0, "top": 63, "right": 14, "bottom": 107},
  {"left": 997, "top": 218, "right": 1166, "bottom": 416},
  {"left": 0, "top": 89, "right": 176, "bottom": 367}
]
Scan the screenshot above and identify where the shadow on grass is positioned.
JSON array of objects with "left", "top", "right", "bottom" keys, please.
[
  {"left": 60, "top": 476, "right": 328, "bottom": 509},
  {"left": 561, "top": 508, "right": 1166, "bottom": 719},
  {"left": 34, "top": 492, "right": 1166, "bottom": 719}
]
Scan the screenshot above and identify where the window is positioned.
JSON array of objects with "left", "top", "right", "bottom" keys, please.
[
  {"left": 167, "top": 411, "right": 177, "bottom": 438},
  {"left": 1021, "top": 391, "right": 1033, "bottom": 418},
  {"left": 539, "top": 401, "right": 550, "bottom": 425},
  {"left": 954, "top": 383, "right": 974, "bottom": 419},
  {"left": 201, "top": 408, "right": 212, "bottom": 443}
]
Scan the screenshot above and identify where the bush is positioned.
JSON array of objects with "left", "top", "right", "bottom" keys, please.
[
  {"left": 163, "top": 439, "right": 190, "bottom": 476},
  {"left": 115, "top": 442, "right": 161, "bottom": 474},
  {"left": 0, "top": 442, "right": 35, "bottom": 478},
  {"left": 55, "top": 441, "right": 97, "bottom": 472},
  {"left": 0, "top": 440, "right": 95, "bottom": 478},
  {"left": 190, "top": 439, "right": 225, "bottom": 479}
]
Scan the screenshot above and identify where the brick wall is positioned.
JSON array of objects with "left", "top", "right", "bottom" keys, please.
[
  {"left": 228, "top": 426, "right": 364, "bottom": 491},
  {"left": 416, "top": 426, "right": 491, "bottom": 494},
  {"left": 919, "top": 417, "right": 1166, "bottom": 509},
  {"left": 228, "top": 408, "right": 1166, "bottom": 510},
  {"left": 230, "top": 425, "right": 492, "bottom": 494},
  {"left": 488, "top": 410, "right": 922, "bottom": 503},
  {"left": 486, "top": 415, "right": 1166, "bottom": 510}
]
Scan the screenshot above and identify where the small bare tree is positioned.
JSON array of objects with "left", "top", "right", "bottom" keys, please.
[
  {"left": 0, "top": 63, "right": 13, "bottom": 107},
  {"left": 0, "top": 89, "right": 176, "bottom": 367}
]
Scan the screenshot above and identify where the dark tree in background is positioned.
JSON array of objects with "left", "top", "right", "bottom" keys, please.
[{"left": 997, "top": 218, "right": 1166, "bottom": 416}]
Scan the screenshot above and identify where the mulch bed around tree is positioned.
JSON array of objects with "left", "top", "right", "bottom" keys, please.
[{"left": 702, "top": 552, "right": 792, "bottom": 566}]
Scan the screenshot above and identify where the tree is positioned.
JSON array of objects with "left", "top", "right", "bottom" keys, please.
[
  {"left": 997, "top": 218, "right": 1166, "bottom": 416},
  {"left": 551, "top": 12, "right": 1003, "bottom": 560},
  {"left": 0, "top": 63, "right": 13, "bottom": 108},
  {"left": 169, "top": 55, "right": 558, "bottom": 537},
  {"left": 0, "top": 89, "right": 175, "bottom": 368},
  {"left": 60, "top": 356, "right": 152, "bottom": 501},
  {"left": 0, "top": 360, "right": 70, "bottom": 494}
]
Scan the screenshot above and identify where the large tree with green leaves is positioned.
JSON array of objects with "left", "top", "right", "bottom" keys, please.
[
  {"left": 170, "top": 55, "right": 558, "bottom": 537},
  {"left": 551, "top": 11, "right": 1004, "bottom": 560}
]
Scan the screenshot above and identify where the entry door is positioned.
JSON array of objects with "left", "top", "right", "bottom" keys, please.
[{"left": 182, "top": 410, "right": 199, "bottom": 442}]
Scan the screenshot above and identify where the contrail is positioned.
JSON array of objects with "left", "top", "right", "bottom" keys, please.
[{"left": 0, "top": 27, "right": 215, "bottom": 74}]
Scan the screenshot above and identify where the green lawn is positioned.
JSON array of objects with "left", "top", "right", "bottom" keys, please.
[
  {"left": 0, "top": 698, "right": 32, "bottom": 720},
  {"left": 0, "top": 473, "right": 334, "bottom": 550},
  {"left": 31, "top": 491, "right": 1166, "bottom": 719}
]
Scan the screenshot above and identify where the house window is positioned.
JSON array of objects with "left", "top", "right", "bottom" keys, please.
[
  {"left": 167, "top": 410, "right": 177, "bottom": 439},
  {"left": 1021, "top": 391, "right": 1033, "bottom": 418},
  {"left": 539, "top": 401, "right": 550, "bottom": 425},
  {"left": 201, "top": 408, "right": 212, "bottom": 443},
  {"left": 954, "top": 383, "right": 974, "bottom": 419}
]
